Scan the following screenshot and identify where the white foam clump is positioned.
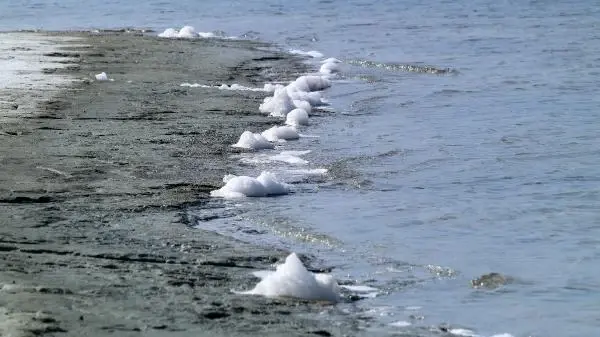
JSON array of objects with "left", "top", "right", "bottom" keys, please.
[
  {"left": 95, "top": 72, "right": 109, "bottom": 81},
  {"left": 238, "top": 252, "right": 341, "bottom": 302},
  {"left": 271, "top": 150, "right": 311, "bottom": 165},
  {"left": 180, "top": 83, "right": 270, "bottom": 92},
  {"left": 287, "top": 89, "right": 326, "bottom": 106},
  {"left": 389, "top": 321, "right": 412, "bottom": 327},
  {"left": 340, "top": 284, "right": 379, "bottom": 298},
  {"left": 320, "top": 57, "right": 342, "bottom": 74},
  {"left": 210, "top": 171, "right": 290, "bottom": 198},
  {"left": 263, "top": 83, "right": 285, "bottom": 92},
  {"left": 232, "top": 131, "right": 274, "bottom": 150},
  {"left": 449, "top": 329, "right": 515, "bottom": 337},
  {"left": 286, "top": 108, "right": 309, "bottom": 126},
  {"left": 260, "top": 76, "right": 330, "bottom": 117},
  {"left": 261, "top": 126, "right": 299, "bottom": 142},
  {"left": 198, "top": 31, "right": 216, "bottom": 38},
  {"left": 158, "top": 26, "right": 216, "bottom": 39},
  {"left": 289, "top": 49, "right": 324, "bottom": 58},
  {"left": 259, "top": 87, "right": 296, "bottom": 117},
  {"left": 158, "top": 26, "right": 196, "bottom": 38},
  {"left": 288, "top": 75, "right": 331, "bottom": 92}
]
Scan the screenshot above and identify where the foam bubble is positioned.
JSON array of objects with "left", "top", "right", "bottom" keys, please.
[
  {"left": 288, "top": 75, "right": 331, "bottom": 92},
  {"left": 292, "top": 100, "right": 312, "bottom": 114},
  {"left": 198, "top": 31, "right": 216, "bottom": 38},
  {"left": 271, "top": 150, "right": 310, "bottom": 165},
  {"left": 210, "top": 171, "right": 290, "bottom": 198},
  {"left": 285, "top": 108, "right": 309, "bottom": 126},
  {"left": 158, "top": 28, "right": 178, "bottom": 38},
  {"left": 237, "top": 253, "right": 340, "bottom": 302},
  {"left": 389, "top": 321, "right": 412, "bottom": 327},
  {"left": 263, "top": 83, "right": 286, "bottom": 92},
  {"left": 158, "top": 26, "right": 221, "bottom": 39},
  {"left": 181, "top": 83, "right": 267, "bottom": 91},
  {"left": 259, "top": 87, "right": 295, "bottom": 117},
  {"left": 449, "top": 329, "right": 478, "bottom": 337},
  {"left": 320, "top": 57, "right": 342, "bottom": 74},
  {"left": 289, "top": 49, "right": 324, "bottom": 58},
  {"left": 287, "top": 89, "right": 326, "bottom": 106},
  {"left": 178, "top": 25, "right": 197, "bottom": 38},
  {"left": 340, "top": 285, "right": 378, "bottom": 292},
  {"left": 95, "top": 72, "right": 109, "bottom": 81},
  {"left": 261, "top": 126, "right": 300, "bottom": 142},
  {"left": 232, "top": 131, "right": 274, "bottom": 150}
]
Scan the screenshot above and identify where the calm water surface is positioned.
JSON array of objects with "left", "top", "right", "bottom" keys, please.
[{"left": 2, "top": 1, "right": 599, "bottom": 336}]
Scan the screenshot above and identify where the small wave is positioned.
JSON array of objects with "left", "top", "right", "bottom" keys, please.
[{"left": 348, "top": 59, "right": 458, "bottom": 74}]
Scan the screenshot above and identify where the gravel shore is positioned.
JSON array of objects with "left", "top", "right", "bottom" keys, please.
[{"left": 0, "top": 31, "right": 355, "bottom": 337}]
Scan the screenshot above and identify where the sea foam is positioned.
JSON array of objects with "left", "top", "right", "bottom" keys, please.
[
  {"left": 210, "top": 171, "right": 290, "bottom": 198},
  {"left": 158, "top": 26, "right": 218, "bottom": 39},
  {"left": 259, "top": 87, "right": 295, "bottom": 117},
  {"left": 261, "top": 126, "right": 300, "bottom": 142},
  {"left": 285, "top": 108, "right": 309, "bottom": 126},
  {"left": 319, "top": 57, "right": 342, "bottom": 74},
  {"left": 95, "top": 72, "right": 109, "bottom": 81},
  {"left": 237, "top": 252, "right": 341, "bottom": 302},
  {"left": 232, "top": 131, "right": 274, "bottom": 150},
  {"left": 180, "top": 83, "right": 269, "bottom": 91}
]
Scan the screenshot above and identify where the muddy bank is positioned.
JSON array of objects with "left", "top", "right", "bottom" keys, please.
[{"left": 0, "top": 32, "right": 355, "bottom": 337}]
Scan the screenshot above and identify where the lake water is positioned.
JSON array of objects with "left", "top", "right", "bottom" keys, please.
[{"left": 3, "top": 1, "right": 599, "bottom": 336}]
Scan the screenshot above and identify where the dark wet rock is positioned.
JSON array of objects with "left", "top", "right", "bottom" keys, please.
[{"left": 471, "top": 272, "right": 513, "bottom": 289}]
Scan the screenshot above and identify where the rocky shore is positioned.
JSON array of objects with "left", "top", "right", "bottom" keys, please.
[{"left": 0, "top": 31, "right": 353, "bottom": 337}]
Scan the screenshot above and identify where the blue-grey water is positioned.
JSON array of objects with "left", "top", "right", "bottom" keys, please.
[{"left": 3, "top": 1, "right": 599, "bottom": 336}]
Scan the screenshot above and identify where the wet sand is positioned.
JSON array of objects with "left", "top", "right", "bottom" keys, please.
[{"left": 0, "top": 31, "right": 352, "bottom": 337}]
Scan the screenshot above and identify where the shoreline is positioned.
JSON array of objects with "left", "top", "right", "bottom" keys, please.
[{"left": 0, "top": 31, "right": 352, "bottom": 336}]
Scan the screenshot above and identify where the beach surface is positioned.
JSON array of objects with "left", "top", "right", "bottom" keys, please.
[{"left": 0, "top": 31, "right": 350, "bottom": 337}]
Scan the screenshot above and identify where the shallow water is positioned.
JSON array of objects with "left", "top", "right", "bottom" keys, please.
[{"left": 3, "top": 0, "right": 600, "bottom": 336}]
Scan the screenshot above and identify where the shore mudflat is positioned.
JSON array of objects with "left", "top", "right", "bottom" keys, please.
[{"left": 0, "top": 32, "right": 350, "bottom": 337}]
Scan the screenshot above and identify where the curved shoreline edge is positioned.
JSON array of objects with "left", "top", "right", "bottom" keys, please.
[{"left": 0, "top": 31, "right": 352, "bottom": 336}]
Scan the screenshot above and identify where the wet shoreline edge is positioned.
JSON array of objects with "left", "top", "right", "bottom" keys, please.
[{"left": 0, "top": 31, "right": 350, "bottom": 336}]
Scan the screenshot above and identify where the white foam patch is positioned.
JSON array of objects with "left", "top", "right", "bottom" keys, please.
[
  {"left": 288, "top": 75, "right": 331, "bottom": 92},
  {"left": 263, "top": 83, "right": 286, "bottom": 92},
  {"left": 158, "top": 26, "right": 222, "bottom": 39},
  {"left": 271, "top": 150, "right": 310, "bottom": 165},
  {"left": 180, "top": 83, "right": 268, "bottom": 91},
  {"left": 210, "top": 171, "right": 290, "bottom": 198},
  {"left": 236, "top": 252, "right": 341, "bottom": 302},
  {"left": 232, "top": 131, "right": 274, "bottom": 150},
  {"left": 389, "top": 321, "right": 412, "bottom": 327},
  {"left": 340, "top": 285, "right": 378, "bottom": 292},
  {"left": 340, "top": 284, "right": 379, "bottom": 298},
  {"left": 259, "top": 87, "right": 295, "bottom": 117},
  {"left": 198, "top": 31, "right": 217, "bottom": 38},
  {"left": 289, "top": 49, "right": 324, "bottom": 58},
  {"left": 449, "top": 331, "right": 514, "bottom": 337},
  {"left": 261, "top": 126, "right": 300, "bottom": 142},
  {"left": 320, "top": 57, "right": 342, "bottom": 74},
  {"left": 287, "top": 89, "right": 326, "bottom": 106},
  {"left": 292, "top": 100, "right": 312, "bottom": 114},
  {"left": 286, "top": 108, "right": 309, "bottom": 126},
  {"left": 95, "top": 72, "right": 109, "bottom": 81},
  {"left": 450, "top": 329, "right": 478, "bottom": 337},
  {"left": 237, "top": 150, "right": 311, "bottom": 166}
]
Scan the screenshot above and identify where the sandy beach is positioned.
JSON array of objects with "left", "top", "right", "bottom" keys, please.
[{"left": 0, "top": 31, "right": 352, "bottom": 337}]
